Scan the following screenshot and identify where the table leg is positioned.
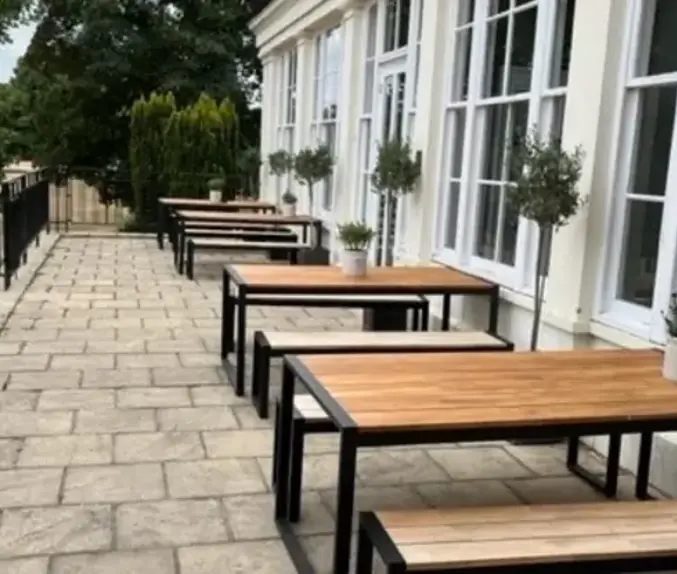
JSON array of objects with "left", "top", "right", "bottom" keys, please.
[
  {"left": 220, "top": 270, "right": 234, "bottom": 360},
  {"left": 488, "top": 285, "right": 500, "bottom": 335},
  {"left": 332, "top": 429, "right": 358, "bottom": 574},
  {"left": 441, "top": 294, "right": 451, "bottom": 331},
  {"left": 636, "top": 432, "right": 655, "bottom": 500},
  {"left": 275, "top": 363, "right": 295, "bottom": 519},
  {"left": 235, "top": 289, "right": 247, "bottom": 396},
  {"left": 157, "top": 202, "right": 166, "bottom": 249},
  {"left": 567, "top": 434, "right": 621, "bottom": 498}
]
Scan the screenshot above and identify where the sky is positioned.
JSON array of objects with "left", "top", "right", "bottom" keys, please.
[{"left": 0, "top": 24, "right": 35, "bottom": 82}]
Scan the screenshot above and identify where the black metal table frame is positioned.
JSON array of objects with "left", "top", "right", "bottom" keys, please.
[
  {"left": 275, "top": 356, "right": 664, "bottom": 574},
  {"left": 156, "top": 199, "right": 276, "bottom": 249},
  {"left": 220, "top": 265, "right": 501, "bottom": 398},
  {"left": 356, "top": 511, "right": 677, "bottom": 574}
]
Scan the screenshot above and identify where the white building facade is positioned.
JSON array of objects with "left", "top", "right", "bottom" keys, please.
[{"left": 251, "top": 0, "right": 677, "bottom": 493}]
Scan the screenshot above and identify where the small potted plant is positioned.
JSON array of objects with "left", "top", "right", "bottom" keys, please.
[
  {"left": 280, "top": 190, "right": 298, "bottom": 217},
  {"left": 268, "top": 149, "right": 293, "bottom": 204},
  {"left": 664, "top": 293, "right": 677, "bottom": 381},
  {"left": 337, "top": 221, "right": 375, "bottom": 277},
  {"left": 207, "top": 178, "right": 224, "bottom": 202}
]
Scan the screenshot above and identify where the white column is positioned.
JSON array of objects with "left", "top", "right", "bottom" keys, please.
[
  {"left": 543, "top": 0, "right": 630, "bottom": 330},
  {"left": 333, "top": 7, "right": 363, "bottom": 232},
  {"left": 259, "top": 54, "right": 278, "bottom": 203},
  {"left": 292, "top": 33, "right": 314, "bottom": 208},
  {"left": 406, "top": 0, "right": 452, "bottom": 261}
]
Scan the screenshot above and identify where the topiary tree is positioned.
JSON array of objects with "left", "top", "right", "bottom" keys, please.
[
  {"left": 238, "top": 147, "right": 262, "bottom": 198},
  {"left": 370, "top": 138, "right": 421, "bottom": 266},
  {"left": 507, "top": 128, "right": 584, "bottom": 351},
  {"left": 129, "top": 92, "right": 176, "bottom": 225},
  {"left": 293, "top": 144, "right": 334, "bottom": 214}
]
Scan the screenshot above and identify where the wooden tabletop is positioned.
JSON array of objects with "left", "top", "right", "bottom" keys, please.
[
  {"left": 176, "top": 210, "right": 317, "bottom": 223},
  {"left": 229, "top": 264, "right": 493, "bottom": 291},
  {"left": 377, "top": 500, "right": 677, "bottom": 568},
  {"left": 160, "top": 197, "right": 276, "bottom": 209},
  {"left": 296, "top": 348, "right": 677, "bottom": 432}
]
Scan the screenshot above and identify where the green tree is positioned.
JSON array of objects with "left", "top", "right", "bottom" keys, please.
[{"left": 0, "top": 0, "right": 260, "bottom": 200}]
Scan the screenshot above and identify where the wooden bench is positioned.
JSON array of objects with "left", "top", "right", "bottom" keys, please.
[
  {"left": 356, "top": 501, "right": 677, "bottom": 573},
  {"left": 185, "top": 238, "right": 306, "bottom": 279},
  {"left": 254, "top": 329, "right": 513, "bottom": 418},
  {"left": 176, "top": 227, "right": 297, "bottom": 270}
]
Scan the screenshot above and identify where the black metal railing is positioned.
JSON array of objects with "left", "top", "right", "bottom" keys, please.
[{"left": 1, "top": 170, "right": 51, "bottom": 290}]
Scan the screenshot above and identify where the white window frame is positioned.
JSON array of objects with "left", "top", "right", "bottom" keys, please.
[
  {"left": 275, "top": 49, "right": 298, "bottom": 201},
  {"left": 597, "top": 0, "right": 677, "bottom": 344},
  {"left": 434, "top": 0, "right": 572, "bottom": 291},
  {"left": 310, "top": 26, "right": 343, "bottom": 221}
]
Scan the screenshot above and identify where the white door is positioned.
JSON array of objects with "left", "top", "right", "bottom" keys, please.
[{"left": 367, "top": 60, "right": 407, "bottom": 265}]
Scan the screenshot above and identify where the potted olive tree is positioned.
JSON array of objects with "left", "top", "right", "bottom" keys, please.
[
  {"left": 280, "top": 190, "right": 298, "bottom": 217},
  {"left": 365, "top": 139, "right": 421, "bottom": 330},
  {"left": 338, "top": 221, "right": 375, "bottom": 277},
  {"left": 507, "top": 128, "right": 584, "bottom": 444},
  {"left": 370, "top": 139, "right": 421, "bottom": 266},
  {"left": 294, "top": 144, "right": 334, "bottom": 265},
  {"left": 238, "top": 147, "right": 262, "bottom": 199},
  {"left": 508, "top": 129, "right": 584, "bottom": 352},
  {"left": 268, "top": 150, "right": 293, "bottom": 204},
  {"left": 663, "top": 294, "right": 677, "bottom": 381},
  {"left": 207, "top": 178, "right": 224, "bottom": 202}
]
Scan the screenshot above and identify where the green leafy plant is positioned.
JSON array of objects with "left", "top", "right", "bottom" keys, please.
[
  {"left": 370, "top": 139, "right": 421, "bottom": 266},
  {"left": 293, "top": 144, "right": 334, "bottom": 213},
  {"left": 207, "top": 178, "right": 224, "bottom": 190},
  {"left": 507, "top": 128, "right": 584, "bottom": 351},
  {"left": 281, "top": 190, "right": 297, "bottom": 204},
  {"left": 337, "top": 221, "right": 375, "bottom": 252},
  {"left": 238, "top": 147, "right": 261, "bottom": 198},
  {"left": 664, "top": 293, "right": 677, "bottom": 339},
  {"left": 268, "top": 150, "right": 293, "bottom": 177}
]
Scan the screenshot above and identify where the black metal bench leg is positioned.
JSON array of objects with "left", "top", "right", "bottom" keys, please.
[
  {"left": 235, "top": 290, "right": 247, "bottom": 396},
  {"left": 421, "top": 301, "right": 429, "bottom": 331},
  {"left": 220, "top": 270, "right": 234, "bottom": 360},
  {"left": 251, "top": 336, "right": 261, "bottom": 402},
  {"left": 567, "top": 434, "right": 621, "bottom": 498},
  {"left": 257, "top": 345, "right": 272, "bottom": 419},
  {"left": 288, "top": 417, "right": 306, "bottom": 523},
  {"left": 272, "top": 400, "right": 280, "bottom": 490},
  {"left": 186, "top": 241, "right": 195, "bottom": 280},
  {"left": 636, "top": 431, "right": 654, "bottom": 500},
  {"left": 356, "top": 522, "right": 374, "bottom": 574},
  {"left": 412, "top": 308, "right": 419, "bottom": 331},
  {"left": 290, "top": 249, "right": 298, "bottom": 265}
]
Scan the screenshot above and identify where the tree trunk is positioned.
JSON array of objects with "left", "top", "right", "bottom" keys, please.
[
  {"left": 307, "top": 183, "right": 314, "bottom": 215},
  {"left": 530, "top": 225, "right": 551, "bottom": 351},
  {"left": 383, "top": 190, "right": 393, "bottom": 267}
]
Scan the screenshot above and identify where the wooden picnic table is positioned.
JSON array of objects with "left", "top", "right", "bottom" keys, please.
[
  {"left": 156, "top": 197, "right": 277, "bottom": 249},
  {"left": 221, "top": 263, "right": 500, "bottom": 396},
  {"left": 274, "top": 348, "right": 677, "bottom": 574}
]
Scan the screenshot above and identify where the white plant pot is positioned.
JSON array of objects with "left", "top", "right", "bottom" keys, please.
[
  {"left": 663, "top": 338, "right": 677, "bottom": 381},
  {"left": 209, "top": 190, "right": 222, "bottom": 203},
  {"left": 281, "top": 203, "right": 296, "bottom": 217},
  {"left": 341, "top": 249, "right": 368, "bottom": 278}
]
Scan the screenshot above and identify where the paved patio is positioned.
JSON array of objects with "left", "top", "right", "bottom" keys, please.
[{"left": 0, "top": 236, "right": 650, "bottom": 574}]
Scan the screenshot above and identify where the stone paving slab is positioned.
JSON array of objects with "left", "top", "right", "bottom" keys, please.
[{"left": 0, "top": 236, "right": 653, "bottom": 573}]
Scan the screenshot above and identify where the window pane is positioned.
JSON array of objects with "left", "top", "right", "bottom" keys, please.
[
  {"left": 397, "top": 0, "right": 411, "bottom": 48},
  {"left": 498, "top": 192, "right": 519, "bottom": 265},
  {"left": 384, "top": 0, "right": 397, "bottom": 52},
  {"left": 445, "top": 181, "right": 461, "bottom": 249},
  {"left": 483, "top": 15, "right": 508, "bottom": 97},
  {"left": 394, "top": 72, "right": 406, "bottom": 141},
  {"left": 507, "top": 6, "right": 537, "bottom": 95},
  {"left": 416, "top": 0, "right": 424, "bottom": 40},
  {"left": 450, "top": 109, "right": 466, "bottom": 179},
  {"left": 366, "top": 4, "right": 377, "bottom": 57},
  {"left": 451, "top": 28, "right": 473, "bottom": 102},
  {"left": 637, "top": 0, "right": 677, "bottom": 77},
  {"left": 481, "top": 101, "right": 529, "bottom": 181},
  {"left": 629, "top": 86, "right": 676, "bottom": 197},
  {"left": 364, "top": 61, "right": 375, "bottom": 114},
  {"left": 413, "top": 44, "right": 421, "bottom": 107},
  {"left": 458, "top": 0, "right": 475, "bottom": 25},
  {"left": 550, "top": 0, "right": 576, "bottom": 87},
  {"left": 618, "top": 200, "right": 662, "bottom": 308},
  {"left": 382, "top": 76, "right": 394, "bottom": 139},
  {"left": 323, "top": 123, "right": 337, "bottom": 210},
  {"left": 489, "top": 0, "right": 510, "bottom": 16},
  {"left": 475, "top": 184, "right": 501, "bottom": 259}
]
